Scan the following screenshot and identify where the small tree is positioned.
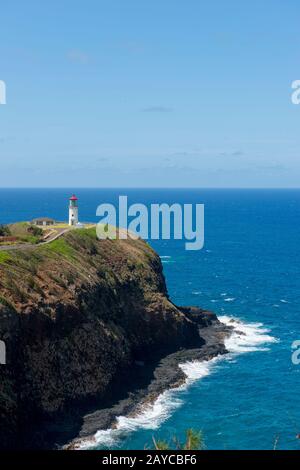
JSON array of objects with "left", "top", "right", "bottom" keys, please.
[
  {"left": 152, "top": 438, "right": 169, "bottom": 450},
  {"left": 27, "top": 225, "right": 43, "bottom": 237},
  {"left": 152, "top": 429, "right": 205, "bottom": 451},
  {"left": 0, "top": 225, "right": 11, "bottom": 237},
  {"left": 183, "top": 429, "right": 205, "bottom": 450}
]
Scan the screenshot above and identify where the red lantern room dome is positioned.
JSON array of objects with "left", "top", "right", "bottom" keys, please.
[{"left": 69, "top": 194, "right": 78, "bottom": 201}]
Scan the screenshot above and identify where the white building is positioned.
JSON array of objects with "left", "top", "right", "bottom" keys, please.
[{"left": 69, "top": 194, "right": 79, "bottom": 226}]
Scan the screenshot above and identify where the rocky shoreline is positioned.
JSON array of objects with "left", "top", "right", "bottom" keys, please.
[{"left": 66, "top": 318, "right": 232, "bottom": 450}]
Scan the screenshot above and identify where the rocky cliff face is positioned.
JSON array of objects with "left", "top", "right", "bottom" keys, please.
[{"left": 0, "top": 229, "right": 222, "bottom": 449}]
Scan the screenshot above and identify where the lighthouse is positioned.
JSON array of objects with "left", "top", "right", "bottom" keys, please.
[{"left": 69, "top": 194, "right": 79, "bottom": 226}]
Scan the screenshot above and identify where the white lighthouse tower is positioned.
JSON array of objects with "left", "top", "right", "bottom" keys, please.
[{"left": 69, "top": 194, "right": 79, "bottom": 226}]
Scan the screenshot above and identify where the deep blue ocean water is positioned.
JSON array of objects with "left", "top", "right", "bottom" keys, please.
[{"left": 1, "top": 188, "right": 300, "bottom": 450}]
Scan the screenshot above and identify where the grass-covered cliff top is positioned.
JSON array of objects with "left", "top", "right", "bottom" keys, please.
[
  {"left": 0, "top": 222, "right": 44, "bottom": 245},
  {"left": 0, "top": 227, "right": 163, "bottom": 314}
]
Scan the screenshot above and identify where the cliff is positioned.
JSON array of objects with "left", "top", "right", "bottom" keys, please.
[{"left": 0, "top": 228, "right": 226, "bottom": 449}]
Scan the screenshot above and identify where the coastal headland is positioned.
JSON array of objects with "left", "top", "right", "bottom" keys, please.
[{"left": 0, "top": 226, "right": 231, "bottom": 449}]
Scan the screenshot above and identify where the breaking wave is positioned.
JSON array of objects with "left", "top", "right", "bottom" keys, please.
[{"left": 77, "top": 316, "right": 278, "bottom": 450}]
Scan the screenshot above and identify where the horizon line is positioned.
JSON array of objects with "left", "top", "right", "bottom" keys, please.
[{"left": 0, "top": 187, "right": 300, "bottom": 191}]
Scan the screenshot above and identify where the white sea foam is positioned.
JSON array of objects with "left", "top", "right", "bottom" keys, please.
[
  {"left": 224, "top": 297, "right": 235, "bottom": 302},
  {"left": 179, "top": 356, "right": 221, "bottom": 382},
  {"left": 160, "top": 256, "right": 174, "bottom": 264},
  {"left": 219, "top": 315, "right": 278, "bottom": 354},
  {"left": 78, "top": 389, "right": 185, "bottom": 450},
  {"left": 77, "top": 315, "right": 277, "bottom": 450}
]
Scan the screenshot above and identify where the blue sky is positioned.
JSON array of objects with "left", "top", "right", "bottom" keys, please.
[{"left": 0, "top": 0, "right": 299, "bottom": 187}]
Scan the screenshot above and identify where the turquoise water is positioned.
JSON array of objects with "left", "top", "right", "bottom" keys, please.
[{"left": 1, "top": 188, "right": 300, "bottom": 450}]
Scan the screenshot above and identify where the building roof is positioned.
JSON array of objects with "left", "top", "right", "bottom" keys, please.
[{"left": 69, "top": 194, "right": 78, "bottom": 201}]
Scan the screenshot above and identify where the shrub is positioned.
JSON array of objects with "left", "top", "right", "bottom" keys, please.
[
  {"left": 0, "top": 225, "right": 11, "bottom": 237},
  {"left": 152, "top": 429, "right": 205, "bottom": 451}
]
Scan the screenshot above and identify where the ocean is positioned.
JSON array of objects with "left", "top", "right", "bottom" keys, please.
[{"left": 1, "top": 188, "right": 300, "bottom": 450}]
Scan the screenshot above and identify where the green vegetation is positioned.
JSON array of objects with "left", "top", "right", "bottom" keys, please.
[
  {"left": 152, "top": 429, "right": 205, "bottom": 451},
  {"left": 0, "top": 223, "right": 157, "bottom": 307},
  {"left": 72, "top": 226, "right": 97, "bottom": 240},
  {"left": 10, "top": 250, "right": 42, "bottom": 274},
  {"left": 0, "top": 296, "right": 15, "bottom": 309},
  {"left": 27, "top": 225, "right": 43, "bottom": 238},
  {"left": 0, "top": 252, "right": 12, "bottom": 264},
  {"left": 9, "top": 281, "right": 26, "bottom": 303},
  {"left": 0, "top": 225, "right": 11, "bottom": 237},
  {"left": 8, "top": 222, "right": 43, "bottom": 244},
  {"left": 44, "top": 237, "right": 77, "bottom": 261}
]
